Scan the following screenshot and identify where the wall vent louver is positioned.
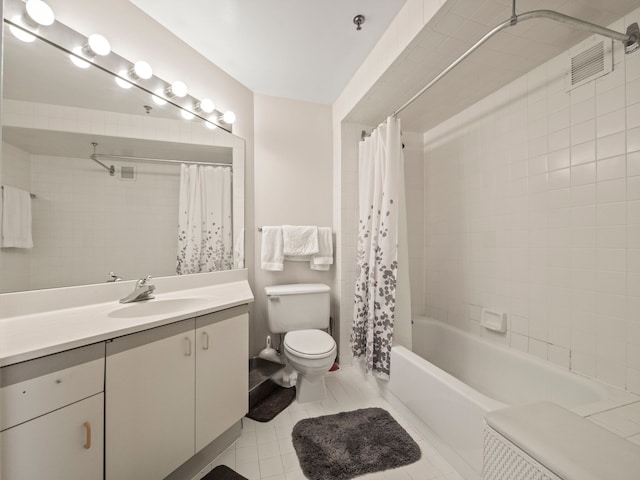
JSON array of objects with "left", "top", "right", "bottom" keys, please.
[
  {"left": 566, "top": 36, "right": 612, "bottom": 91},
  {"left": 120, "top": 165, "right": 136, "bottom": 180}
]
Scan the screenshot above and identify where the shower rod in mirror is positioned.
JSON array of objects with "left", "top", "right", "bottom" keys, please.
[
  {"left": 89, "top": 143, "right": 233, "bottom": 175},
  {"left": 392, "top": 0, "right": 640, "bottom": 118}
]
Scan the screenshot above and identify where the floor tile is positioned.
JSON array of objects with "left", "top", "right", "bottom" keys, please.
[{"left": 195, "top": 365, "right": 460, "bottom": 480}]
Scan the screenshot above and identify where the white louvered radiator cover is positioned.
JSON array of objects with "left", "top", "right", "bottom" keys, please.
[{"left": 483, "top": 425, "right": 562, "bottom": 480}]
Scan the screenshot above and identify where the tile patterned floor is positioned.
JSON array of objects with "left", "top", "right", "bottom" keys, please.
[{"left": 193, "top": 365, "right": 464, "bottom": 480}]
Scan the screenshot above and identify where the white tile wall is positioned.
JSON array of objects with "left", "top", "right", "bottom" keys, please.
[
  {"left": 422, "top": 7, "right": 640, "bottom": 393},
  {"left": 29, "top": 155, "right": 179, "bottom": 289}
]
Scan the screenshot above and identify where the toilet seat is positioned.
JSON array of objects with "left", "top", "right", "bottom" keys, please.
[{"left": 284, "top": 329, "right": 336, "bottom": 359}]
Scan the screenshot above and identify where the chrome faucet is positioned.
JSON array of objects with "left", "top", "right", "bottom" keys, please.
[
  {"left": 107, "top": 272, "right": 122, "bottom": 282},
  {"left": 119, "top": 275, "right": 155, "bottom": 304}
]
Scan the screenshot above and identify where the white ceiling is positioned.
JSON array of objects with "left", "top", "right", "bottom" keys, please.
[
  {"left": 129, "top": 0, "right": 407, "bottom": 104},
  {"left": 130, "top": 0, "right": 640, "bottom": 133},
  {"left": 346, "top": 0, "right": 640, "bottom": 132}
]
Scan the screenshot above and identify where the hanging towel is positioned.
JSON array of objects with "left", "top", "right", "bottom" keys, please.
[
  {"left": 261, "top": 226, "right": 284, "bottom": 271},
  {"left": 282, "top": 225, "right": 319, "bottom": 257},
  {"left": 311, "top": 227, "right": 333, "bottom": 271},
  {"left": 1, "top": 185, "right": 33, "bottom": 249}
]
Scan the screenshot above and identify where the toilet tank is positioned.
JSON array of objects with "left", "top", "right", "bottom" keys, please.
[{"left": 265, "top": 283, "right": 330, "bottom": 333}]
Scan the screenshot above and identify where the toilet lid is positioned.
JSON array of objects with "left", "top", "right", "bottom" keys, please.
[{"left": 284, "top": 329, "right": 336, "bottom": 358}]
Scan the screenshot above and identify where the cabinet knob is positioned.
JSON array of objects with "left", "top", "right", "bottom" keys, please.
[
  {"left": 83, "top": 421, "right": 92, "bottom": 449},
  {"left": 55, "top": 379, "right": 62, "bottom": 384}
]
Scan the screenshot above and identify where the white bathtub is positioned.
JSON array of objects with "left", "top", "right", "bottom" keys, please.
[{"left": 387, "top": 317, "right": 612, "bottom": 479}]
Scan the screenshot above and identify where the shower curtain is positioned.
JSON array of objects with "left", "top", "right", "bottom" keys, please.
[
  {"left": 177, "top": 164, "right": 233, "bottom": 274},
  {"left": 351, "top": 115, "right": 410, "bottom": 380}
]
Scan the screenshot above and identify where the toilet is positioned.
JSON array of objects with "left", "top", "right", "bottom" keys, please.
[{"left": 265, "top": 283, "right": 336, "bottom": 403}]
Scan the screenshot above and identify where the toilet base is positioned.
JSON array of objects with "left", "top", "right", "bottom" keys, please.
[{"left": 295, "top": 374, "right": 327, "bottom": 403}]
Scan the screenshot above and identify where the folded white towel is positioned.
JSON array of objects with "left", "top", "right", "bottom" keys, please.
[
  {"left": 1, "top": 185, "right": 33, "bottom": 249},
  {"left": 282, "top": 225, "right": 319, "bottom": 256},
  {"left": 261, "top": 226, "right": 284, "bottom": 271},
  {"left": 311, "top": 227, "right": 333, "bottom": 271}
]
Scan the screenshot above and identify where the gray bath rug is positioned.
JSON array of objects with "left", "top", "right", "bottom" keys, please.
[
  {"left": 292, "top": 407, "right": 421, "bottom": 480},
  {"left": 202, "top": 465, "right": 248, "bottom": 480}
]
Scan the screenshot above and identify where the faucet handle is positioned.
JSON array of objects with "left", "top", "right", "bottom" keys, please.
[{"left": 138, "top": 275, "right": 153, "bottom": 287}]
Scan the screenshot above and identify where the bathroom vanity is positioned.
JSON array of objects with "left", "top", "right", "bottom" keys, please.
[{"left": 0, "top": 271, "right": 253, "bottom": 480}]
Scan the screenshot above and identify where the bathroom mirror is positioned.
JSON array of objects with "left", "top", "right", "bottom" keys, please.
[{"left": 0, "top": 20, "right": 245, "bottom": 293}]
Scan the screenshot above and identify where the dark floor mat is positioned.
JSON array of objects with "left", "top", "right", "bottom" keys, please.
[
  {"left": 246, "top": 385, "right": 296, "bottom": 422},
  {"left": 202, "top": 465, "right": 248, "bottom": 480},
  {"left": 292, "top": 407, "right": 421, "bottom": 480}
]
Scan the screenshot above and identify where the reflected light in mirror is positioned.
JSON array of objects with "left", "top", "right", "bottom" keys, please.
[
  {"left": 69, "top": 46, "right": 91, "bottom": 68},
  {"left": 151, "top": 89, "right": 167, "bottom": 105},
  {"left": 115, "top": 70, "right": 133, "bottom": 89},
  {"left": 181, "top": 110, "right": 194, "bottom": 120},
  {"left": 9, "top": 18, "right": 36, "bottom": 42},
  {"left": 25, "top": 0, "right": 55, "bottom": 27}
]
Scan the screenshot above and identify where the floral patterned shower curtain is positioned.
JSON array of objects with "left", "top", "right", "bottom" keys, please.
[
  {"left": 352, "top": 116, "right": 406, "bottom": 380},
  {"left": 177, "top": 164, "right": 233, "bottom": 274}
]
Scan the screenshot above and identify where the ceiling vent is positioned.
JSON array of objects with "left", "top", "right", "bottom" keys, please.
[
  {"left": 566, "top": 36, "right": 612, "bottom": 91},
  {"left": 119, "top": 165, "right": 136, "bottom": 181}
]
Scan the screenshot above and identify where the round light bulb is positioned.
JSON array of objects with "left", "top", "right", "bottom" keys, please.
[
  {"left": 9, "top": 17, "right": 36, "bottom": 42},
  {"left": 69, "top": 46, "right": 90, "bottom": 69},
  {"left": 205, "top": 121, "right": 217, "bottom": 130},
  {"left": 115, "top": 70, "right": 133, "bottom": 89},
  {"left": 169, "top": 81, "right": 188, "bottom": 98},
  {"left": 222, "top": 111, "right": 236, "bottom": 124},
  {"left": 197, "top": 98, "right": 215, "bottom": 114},
  {"left": 132, "top": 60, "right": 152, "bottom": 80},
  {"left": 87, "top": 33, "right": 110, "bottom": 56},
  {"left": 151, "top": 89, "right": 167, "bottom": 106},
  {"left": 181, "top": 110, "right": 194, "bottom": 120},
  {"left": 25, "top": 0, "right": 55, "bottom": 26}
]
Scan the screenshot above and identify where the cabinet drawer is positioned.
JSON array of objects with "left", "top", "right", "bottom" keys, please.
[
  {"left": 1, "top": 343, "right": 105, "bottom": 431},
  {"left": 1, "top": 393, "right": 104, "bottom": 480}
]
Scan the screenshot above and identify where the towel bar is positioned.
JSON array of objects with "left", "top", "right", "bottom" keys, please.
[{"left": 1, "top": 185, "right": 37, "bottom": 199}]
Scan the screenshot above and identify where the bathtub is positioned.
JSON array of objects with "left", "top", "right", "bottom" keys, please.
[{"left": 387, "top": 317, "right": 612, "bottom": 479}]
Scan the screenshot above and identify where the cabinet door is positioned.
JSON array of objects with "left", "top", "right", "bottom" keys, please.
[
  {"left": 195, "top": 306, "right": 249, "bottom": 452},
  {"left": 106, "top": 319, "right": 196, "bottom": 480},
  {"left": 1, "top": 393, "right": 103, "bottom": 480}
]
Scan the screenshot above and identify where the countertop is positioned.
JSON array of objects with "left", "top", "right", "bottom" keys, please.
[{"left": 0, "top": 280, "right": 254, "bottom": 367}]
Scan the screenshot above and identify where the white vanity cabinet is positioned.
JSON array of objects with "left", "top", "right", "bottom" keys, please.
[
  {"left": 0, "top": 343, "right": 105, "bottom": 480},
  {"left": 105, "top": 304, "right": 249, "bottom": 480},
  {"left": 195, "top": 307, "right": 249, "bottom": 452}
]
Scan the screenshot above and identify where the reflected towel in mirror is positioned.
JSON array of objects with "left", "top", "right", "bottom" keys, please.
[{"left": 1, "top": 185, "right": 33, "bottom": 249}]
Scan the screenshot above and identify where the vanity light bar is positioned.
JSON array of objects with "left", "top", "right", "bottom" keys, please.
[{"left": 5, "top": 0, "right": 237, "bottom": 130}]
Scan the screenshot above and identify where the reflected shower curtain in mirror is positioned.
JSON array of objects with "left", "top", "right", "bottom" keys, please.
[
  {"left": 177, "top": 164, "right": 232, "bottom": 274},
  {"left": 352, "top": 116, "right": 408, "bottom": 380}
]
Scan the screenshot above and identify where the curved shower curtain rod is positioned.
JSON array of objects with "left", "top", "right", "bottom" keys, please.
[{"left": 392, "top": 2, "right": 640, "bottom": 118}]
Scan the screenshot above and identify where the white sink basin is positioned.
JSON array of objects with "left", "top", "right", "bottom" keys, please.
[{"left": 108, "top": 298, "right": 211, "bottom": 318}]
